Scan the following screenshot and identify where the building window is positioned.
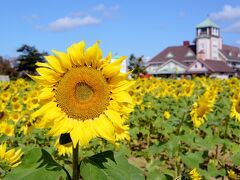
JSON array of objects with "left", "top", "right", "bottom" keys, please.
[
  {"left": 195, "top": 64, "right": 197, "bottom": 68},
  {"left": 201, "top": 63, "right": 204, "bottom": 68},
  {"left": 185, "top": 51, "right": 194, "bottom": 57},
  {"left": 166, "top": 52, "right": 174, "bottom": 58},
  {"left": 229, "top": 52, "right": 232, "bottom": 56}
]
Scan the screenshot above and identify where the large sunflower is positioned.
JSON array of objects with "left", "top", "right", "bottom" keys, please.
[
  {"left": 30, "top": 41, "right": 134, "bottom": 147},
  {"left": 190, "top": 89, "right": 217, "bottom": 128}
]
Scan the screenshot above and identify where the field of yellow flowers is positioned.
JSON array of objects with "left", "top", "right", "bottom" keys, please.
[{"left": 0, "top": 77, "right": 240, "bottom": 179}]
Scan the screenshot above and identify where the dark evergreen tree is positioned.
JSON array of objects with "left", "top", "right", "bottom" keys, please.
[
  {"left": 16, "top": 44, "right": 48, "bottom": 76},
  {"left": 127, "top": 54, "right": 147, "bottom": 78}
]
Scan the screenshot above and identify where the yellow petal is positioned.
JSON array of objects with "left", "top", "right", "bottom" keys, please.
[
  {"left": 52, "top": 50, "right": 72, "bottom": 69},
  {"left": 85, "top": 41, "right": 102, "bottom": 68},
  {"left": 70, "top": 119, "right": 98, "bottom": 148},
  {"left": 93, "top": 115, "right": 115, "bottom": 142},
  {"left": 70, "top": 120, "right": 80, "bottom": 148},
  {"left": 0, "top": 143, "right": 6, "bottom": 159},
  {"left": 102, "top": 65, "right": 121, "bottom": 78},
  {"left": 48, "top": 117, "right": 73, "bottom": 136},
  {"left": 111, "top": 91, "right": 133, "bottom": 103},
  {"left": 39, "top": 88, "right": 55, "bottom": 100},
  {"left": 67, "top": 41, "right": 85, "bottom": 66},
  {"left": 8, "top": 149, "right": 23, "bottom": 165},
  {"left": 102, "top": 56, "right": 126, "bottom": 78},
  {"left": 111, "top": 80, "right": 135, "bottom": 93},
  {"left": 32, "top": 101, "right": 57, "bottom": 119},
  {"left": 100, "top": 52, "right": 112, "bottom": 68},
  {"left": 109, "top": 72, "right": 131, "bottom": 85},
  {"left": 5, "top": 149, "right": 15, "bottom": 160},
  {"left": 104, "top": 109, "right": 123, "bottom": 125},
  {"left": 36, "top": 68, "right": 61, "bottom": 83},
  {"left": 28, "top": 75, "right": 55, "bottom": 86},
  {"left": 35, "top": 62, "right": 52, "bottom": 69},
  {"left": 44, "top": 55, "right": 66, "bottom": 73}
]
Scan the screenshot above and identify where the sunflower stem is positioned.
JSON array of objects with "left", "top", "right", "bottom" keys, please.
[{"left": 72, "top": 143, "right": 79, "bottom": 180}]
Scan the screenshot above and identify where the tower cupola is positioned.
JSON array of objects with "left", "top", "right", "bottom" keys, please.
[
  {"left": 196, "top": 18, "right": 222, "bottom": 60},
  {"left": 196, "top": 18, "right": 220, "bottom": 37}
]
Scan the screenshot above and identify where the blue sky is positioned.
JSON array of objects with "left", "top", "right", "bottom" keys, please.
[{"left": 1, "top": 0, "right": 240, "bottom": 59}]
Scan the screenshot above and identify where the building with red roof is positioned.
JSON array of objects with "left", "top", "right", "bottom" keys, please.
[{"left": 146, "top": 18, "right": 240, "bottom": 78}]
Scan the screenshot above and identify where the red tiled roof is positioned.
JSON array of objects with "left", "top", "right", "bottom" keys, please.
[
  {"left": 220, "top": 45, "right": 240, "bottom": 61},
  {"left": 149, "top": 45, "right": 197, "bottom": 64},
  {"left": 199, "top": 59, "right": 235, "bottom": 73}
]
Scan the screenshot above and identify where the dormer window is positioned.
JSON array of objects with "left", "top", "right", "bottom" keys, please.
[
  {"left": 185, "top": 51, "right": 194, "bottom": 57},
  {"left": 166, "top": 52, "right": 174, "bottom": 58}
]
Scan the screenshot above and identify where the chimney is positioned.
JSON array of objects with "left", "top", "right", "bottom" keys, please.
[
  {"left": 197, "top": 50, "right": 206, "bottom": 60},
  {"left": 183, "top": 41, "right": 190, "bottom": 46}
]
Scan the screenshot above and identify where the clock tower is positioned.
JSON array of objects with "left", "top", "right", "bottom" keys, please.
[{"left": 196, "top": 18, "right": 222, "bottom": 60}]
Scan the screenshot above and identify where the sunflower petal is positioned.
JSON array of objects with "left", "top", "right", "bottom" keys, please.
[
  {"left": 52, "top": 50, "right": 72, "bottom": 69},
  {"left": 44, "top": 55, "right": 66, "bottom": 73},
  {"left": 93, "top": 115, "right": 115, "bottom": 142},
  {"left": 36, "top": 68, "right": 61, "bottom": 83},
  {"left": 111, "top": 80, "right": 135, "bottom": 93},
  {"left": 104, "top": 109, "right": 123, "bottom": 125},
  {"left": 85, "top": 41, "right": 102, "bottom": 68},
  {"left": 35, "top": 62, "right": 52, "bottom": 69},
  {"left": 67, "top": 41, "right": 85, "bottom": 66},
  {"left": 111, "top": 91, "right": 133, "bottom": 103}
]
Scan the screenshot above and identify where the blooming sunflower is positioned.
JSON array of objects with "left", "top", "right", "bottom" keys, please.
[
  {"left": 0, "top": 143, "right": 23, "bottom": 168},
  {"left": 0, "top": 122, "right": 14, "bottom": 137},
  {"left": 228, "top": 169, "right": 237, "bottom": 180},
  {"left": 163, "top": 111, "right": 170, "bottom": 120},
  {"left": 31, "top": 41, "right": 134, "bottom": 147},
  {"left": 189, "top": 168, "right": 201, "bottom": 180},
  {"left": 230, "top": 95, "right": 240, "bottom": 121},
  {"left": 190, "top": 89, "right": 217, "bottom": 128}
]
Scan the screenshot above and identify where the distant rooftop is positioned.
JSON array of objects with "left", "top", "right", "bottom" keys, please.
[{"left": 196, "top": 18, "right": 219, "bottom": 28}]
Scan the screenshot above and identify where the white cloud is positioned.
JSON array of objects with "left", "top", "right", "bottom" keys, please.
[
  {"left": 92, "top": 4, "right": 120, "bottom": 18},
  {"left": 36, "top": 4, "right": 119, "bottom": 32},
  {"left": 210, "top": 5, "right": 240, "bottom": 21},
  {"left": 224, "top": 21, "right": 240, "bottom": 33},
  {"left": 48, "top": 16, "right": 101, "bottom": 31},
  {"left": 93, "top": 4, "right": 106, "bottom": 12}
]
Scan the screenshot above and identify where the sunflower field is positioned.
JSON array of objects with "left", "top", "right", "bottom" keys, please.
[
  {"left": 0, "top": 40, "right": 240, "bottom": 180},
  {"left": 0, "top": 76, "right": 239, "bottom": 180}
]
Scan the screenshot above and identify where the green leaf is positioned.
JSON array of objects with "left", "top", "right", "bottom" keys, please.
[
  {"left": 4, "top": 148, "right": 68, "bottom": 180},
  {"left": 207, "top": 163, "right": 226, "bottom": 177},
  {"left": 80, "top": 150, "right": 144, "bottom": 180},
  {"left": 232, "top": 152, "right": 240, "bottom": 166},
  {"left": 181, "top": 152, "right": 204, "bottom": 168},
  {"left": 147, "top": 170, "right": 173, "bottom": 180}
]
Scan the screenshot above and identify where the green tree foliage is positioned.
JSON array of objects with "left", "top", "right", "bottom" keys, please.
[
  {"left": 128, "top": 54, "right": 147, "bottom": 78},
  {"left": 0, "top": 56, "right": 18, "bottom": 77},
  {"left": 16, "top": 45, "right": 48, "bottom": 76}
]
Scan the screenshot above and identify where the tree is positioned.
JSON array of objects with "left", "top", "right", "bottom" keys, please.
[
  {"left": 0, "top": 56, "right": 18, "bottom": 77},
  {"left": 127, "top": 54, "right": 147, "bottom": 78},
  {"left": 16, "top": 44, "right": 48, "bottom": 76}
]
